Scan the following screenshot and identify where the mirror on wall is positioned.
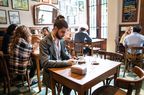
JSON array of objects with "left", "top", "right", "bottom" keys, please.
[{"left": 33, "top": 4, "right": 58, "bottom": 25}]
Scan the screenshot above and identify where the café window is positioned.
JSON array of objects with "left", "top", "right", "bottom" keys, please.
[
  {"left": 59, "top": 0, "right": 87, "bottom": 29},
  {"left": 58, "top": 0, "right": 107, "bottom": 38},
  {"left": 88, "top": 0, "right": 108, "bottom": 38}
]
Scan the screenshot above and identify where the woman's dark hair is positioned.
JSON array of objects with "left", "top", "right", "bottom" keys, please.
[
  {"left": 133, "top": 25, "right": 142, "bottom": 33},
  {"left": 42, "top": 27, "right": 49, "bottom": 32},
  {"left": 54, "top": 20, "right": 68, "bottom": 29},
  {"left": 6, "top": 24, "right": 17, "bottom": 35}
]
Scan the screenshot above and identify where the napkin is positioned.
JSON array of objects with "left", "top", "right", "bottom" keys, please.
[{"left": 71, "top": 65, "right": 87, "bottom": 75}]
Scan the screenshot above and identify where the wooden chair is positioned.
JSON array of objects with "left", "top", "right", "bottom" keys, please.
[
  {"left": 0, "top": 53, "right": 31, "bottom": 94},
  {"left": 123, "top": 46, "right": 144, "bottom": 77},
  {"left": 104, "top": 51, "right": 124, "bottom": 85},
  {"left": 95, "top": 50, "right": 106, "bottom": 58},
  {"left": 0, "top": 36, "right": 3, "bottom": 51},
  {"left": 92, "top": 66, "right": 144, "bottom": 95},
  {"left": 65, "top": 40, "right": 75, "bottom": 56},
  {"left": 0, "top": 52, "right": 11, "bottom": 95},
  {"left": 74, "top": 42, "right": 94, "bottom": 56},
  {"left": 96, "top": 50, "right": 124, "bottom": 85}
]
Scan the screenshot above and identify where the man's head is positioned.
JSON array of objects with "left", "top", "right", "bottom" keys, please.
[
  {"left": 53, "top": 20, "right": 68, "bottom": 39},
  {"left": 133, "top": 25, "right": 142, "bottom": 33},
  {"left": 56, "top": 15, "right": 65, "bottom": 20},
  {"left": 42, "top": 27, "right": 50, "bottom": 36},
  {"left": 79, "top": 24, "right": 88, "bottom": 31}
]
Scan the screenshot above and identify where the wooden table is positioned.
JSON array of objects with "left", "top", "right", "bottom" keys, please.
[{"left": 49, "top": 56, "right": 121, "bottom": 95}]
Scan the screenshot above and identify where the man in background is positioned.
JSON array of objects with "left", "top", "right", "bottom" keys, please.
[
  {"left": 124, "top": 25, "right": 144, "bottom": 47},
  {"left": 74, "top": 24, "right": 92, "bottom": 55}
]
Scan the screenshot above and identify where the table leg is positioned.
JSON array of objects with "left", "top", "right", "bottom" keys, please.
[
  {"left": 78, "top": 90, "right": 85, "bottom": 95},
  {"left": 50, "top": 76, "right": 56, "bottom": 95},
  {"left": 114, "top": 67, "right": 119, "bottom": 86},
  {"left": 36, "top": 58, "right": 41, "bottom": 92}
]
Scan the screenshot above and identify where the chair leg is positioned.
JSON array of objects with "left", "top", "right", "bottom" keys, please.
[
  {"left": 3, "top": 79, "right": 7, "bottom": 94},
  {"left": 22, "top": 76, "right": 25, "bottom": 86},
  {"left": 123, "top": 61, "right": 129, "bottom": 77},
  {"left": 7, "top": 79, "right": 11, "bottom": 95},
  {"left": 127, "top": 86, "right": 133, "bottom": 95},
  {"left": 106, "top": 78, "right": 113, "bottom": 85},
  {"left": 74, "top": 90, "right": 77, "bottom": 95},
  {"left": 45, "top": 86, "right": 48, "bottom": 95},
  {"left": 57, "top": 84, "right": 62, "bottom": 95},
  {"left": 89, "top": 88, "right": 92, "bottom": 95},
  {"left": 103, "top": 80, "right": 106, "bottom": 85},
  {"left": 135, "top": 88, "right": 141, "bottom": 95},
  {"left": 3, "top": 78, "right": 11, "bottom": 95},
  {"left": 26, "top": 71, "right": 31, "bottom": 92}
]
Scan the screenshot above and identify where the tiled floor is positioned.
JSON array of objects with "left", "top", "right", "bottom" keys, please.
[{"left": 0, "top": 65, "right": 144, "bottom": 95}]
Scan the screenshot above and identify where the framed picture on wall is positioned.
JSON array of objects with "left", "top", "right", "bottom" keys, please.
[
  {"left": 12, "top": 0, "right": 29, "bottom": 11},
  {"left": 122, "top": 0, "right": 139, "bottom": 22},
  {"left": 0, "top": 9, "right": 7, "bottom": 24},
  {"left": 0, "top": 10, "right": 7, "bottom": 24},
  {"left": 8, "top": 11, "right": 20, "bottom": 24},
  {"left": 0, "top": 0, "right": 8, "bottom": 7}
]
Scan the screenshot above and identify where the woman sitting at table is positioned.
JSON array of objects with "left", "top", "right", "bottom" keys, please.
[
  {"left": 9, "top": 25, "right": 36, "bottom": 84},
  {"left": 120, "top": 26, "right": 132, "bottom": 45},
  {"left": 119, "top": 26, "right": 132, "bottom": 53}
]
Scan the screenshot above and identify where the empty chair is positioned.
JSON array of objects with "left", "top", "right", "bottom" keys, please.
[
  {"left": 74, "top": 42, "right": 93, "bottom": 56},
  {"left": 123, "top": 46, "right": 144, "bottom": 77},
  {"left": 95, "top": 50, "right": 106, "bottom": 58},
  {"left": 96, "top": 50, "right": 124, "bottom": 85},
  {"left": 104, "top": 51, "right": 124, "bottom": 85},
  {"left": 92, "top": 66, "right": 144, "bottom": 95}
]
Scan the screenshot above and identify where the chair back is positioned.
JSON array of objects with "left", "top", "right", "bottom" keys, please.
[
  {"left": 92, "top": 66, "right": 144, "bottom": 95},
  {"left": 116, "top": 66, "right": 144, "bottom": 95},
  {"left": 96, "top": 50, "right": 124, "bottom": 62},
  {"left": 124, "top": 46, "right": 144, "bottom": 68},
  {"left": 65, "top": 40, "right": 75, "bottom": 56},
  {"left": 105, "top": 51, "right": 124, "bottom": 62},
  {"left": 74, "top": 42, "right": 93, "bottom": 56},
  {"left": 125, "top": 46, "right": 144, "bottom": 59}
]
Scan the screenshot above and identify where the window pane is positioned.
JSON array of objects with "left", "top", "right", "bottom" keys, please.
[
  {"left": 101, "top": 0, "right": 108, "bottom": 38},
  {"left": 59, "top": 0, "right": 86, "bottom": 28},
  {"left": 89, "top": 0, "right": 97, "bottom": 38}
]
